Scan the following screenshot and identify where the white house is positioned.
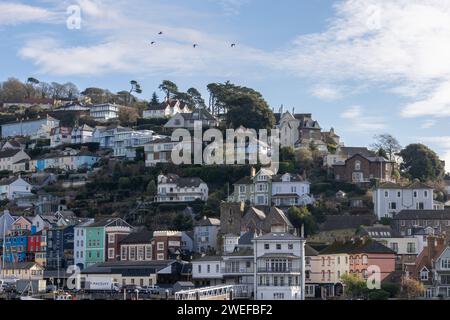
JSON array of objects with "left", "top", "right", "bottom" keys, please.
[
  {"left": 229, "top": 169, "right": 313, "bottom": 207},
  {"left": 0, "top": 176, "right": 33, "bottom": 200},
  {"left": 272, "top": 173, "right": 312, "bottom": 207},
  {"left": 143, "top": 99, "right": 191, "bottom": 119},
  {"left": 253, "top": 232, "right": 306, "bottom": 300},
  {"left": 156, "top": 174, "right": 209, "bottom": 202},
  {"left": 113, "top": 129, "right": 156, "bottom": 158},
  {"left": 1, "top": 115, "right": 59, "bottom": 138},
  {"left": 50, "top": 127, "right": 73, "bottom": 148},
  {"left": 164, "top": 108, "right": 218, "bottom": 130},
  {"left": 0, "top": 149, "right": 30, "bottom": 173},
  {"left": 74, "top": 220, "right": 94, "bottom": 270},
  {"left": 373, "top": 181, "right": 435, "bottom": 219},
  {"left": 30, "top": 214, "right": 59, "bottom": 232},
  {"left": 193, "top": 216, "right": 221, "bottom": 253},
  {"left": 71, "top": 124, "right": 94, "bottom": 145},
  {"left": 90, "top": 103, "right": 119, "bottom": 122}
]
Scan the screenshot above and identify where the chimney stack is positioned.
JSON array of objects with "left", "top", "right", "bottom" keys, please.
[{"left": 427, "top": 236, "right": 436, "bottom": 259}]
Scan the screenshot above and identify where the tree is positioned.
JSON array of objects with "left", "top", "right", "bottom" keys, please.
[
  {"left": 187, "top": 87, "right": 206, "bottom": 108},
  {"left": 341, "top": 274, "right": 368, "bottom": 299},
  {"left": 368, "top": 289, "right": 390, "bottom": 300},
  {"left": 287, "top": 206, "right": 316, "bottom": 236},
  {"left": 173, "top": 213, "right": 193, "bottom": 231},
  {"left": 150, "top": 92, "right": 160, "bottom": 106},
  {"left": 63, "top": 82, "right": 79, "bottom": 99},
  {"left": 371, "top": 134, "right": 402, "bottom": 161},
  {"left": 146, "top": 180, "right": 157, "bottom": 198},
  {"left": 0, "top": 78, "right": 27, "bottom": 102},
  {"left": 399, "top": 278, "right": 425, "bottom": 299},
  {"left": 226, "top": 93, "right": 275, "bottom": 130},
  {"left": 399, "top": 144, "right": 445, "bottom": 182},
  {"left": 280, "top": 147, "right": 296, "bottom": 163},
  {"left": 159, "top": 80, "right": 178, "bottom": 100},
  {"left": 118, "top": 107, "right": 139, "bottom": 126}
]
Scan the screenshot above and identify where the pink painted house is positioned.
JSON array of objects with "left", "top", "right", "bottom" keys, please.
[
  {"left": 348, "top": 239, "right": 396, "bottom": 281},
  {"left": 10, "top": 216, "right": 32, "bottom": 233}
]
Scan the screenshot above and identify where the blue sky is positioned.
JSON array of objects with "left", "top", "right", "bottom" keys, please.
[{"left": 1, "top": 0, "right": 450, "bottom": 171}]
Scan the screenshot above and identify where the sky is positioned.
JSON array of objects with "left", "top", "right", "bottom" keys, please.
[{"left": 1, "top": 0, "right": 450, "bottom": 172}]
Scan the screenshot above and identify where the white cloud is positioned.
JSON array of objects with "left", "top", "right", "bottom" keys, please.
[
  {"left": 277, "top": 0, "right": 450, "bottom": 118},
  {"left": 421, "top": 120, "right": 437, "bottom": 129},
  {"left": 311, "top": 85, "right": 342, "bottom": 101},
  {"left": 211, "top": 0, "right": 249, "bottom": 15},
  {"left": 18, "top": 0, "right": 274, "bottom": 77},
  {"left": 340, "top": 105, "right": 386, "bottom": 132},
  {"left": 0, "top": 2, "right": 57, "bottom": 25}
]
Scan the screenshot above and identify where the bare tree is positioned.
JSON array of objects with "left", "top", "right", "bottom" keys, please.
[{"left": 371, "top": 133, "right": 402, "bottom": 161}]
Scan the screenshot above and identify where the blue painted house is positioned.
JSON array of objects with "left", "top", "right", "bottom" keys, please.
[{"left": 3, "top": 229, "right": 30, "bottom": 263}]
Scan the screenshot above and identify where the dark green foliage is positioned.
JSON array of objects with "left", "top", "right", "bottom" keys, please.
[
  {"left": 368, "top": 289, "right": 390, "bottom": 300},
  {"left": 399, "top": 144, "right": 445, "bottom": 181}
]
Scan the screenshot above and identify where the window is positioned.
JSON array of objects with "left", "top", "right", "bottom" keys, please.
[
  {"left": 389, "top": 202, "right": 397, "bottom": 210},
  {"left": 355, "top": 161, "right": 361, "bottom": 170},
  {"left": 420, "top": 269, "right": 428, "bottom": 281},
  {"left": 157, "top": 242, "right": 164, "bottom": 251},
  {"left": 216, "top": 264, "right": 219, "bottom": 273},
  {"left": 121, "top": 247, "right": 127, "bottom": 260},
  {"left": 108, "top": 234, "right": 115, "bottom": 244},
  {"left": 198, "top": 265, "right": 202, "bottom": 273},
  {"left": 288, "top": 244, "right": 293, "bottom": 250},
  {"left": 391, "top": 243, "right": 399, "bottom": 253},
  {"left": 424, "top": 190, "right": 428, "bottom": 198},
  {"left": 416, "top": 202, "right": 424, "bottom": 210},
  {"left": 276, "top": 244, "right": 282, "bottom": 250},
  {"left": 157, "top": 253, "right": 164, "bottom": 260},
  {"left": 384, "top": 191, "right": 389, "bottom": 198},
  {"left": 397, "top": 191, "right": 401, "bottom": 198},
  {"left": 362, "top": 255, "right": 368, "bottom": 265},
  {"left": 414, "top": 191, "right": 418, "bottom": 198},
  {"left": 264, "top": 244, "right": 270, "bottom": 250},
  {"left": 108, "top": 248, "right": 115, "bottom": 259},
  {"left": 407, "top": 243, "right": 416, "bottom": 254},
  {"left": 442, "top": 259, "right": 450, "bottom": 269}
]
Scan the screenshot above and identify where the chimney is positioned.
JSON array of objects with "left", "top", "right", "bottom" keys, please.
[
  {"left": 427, "top": 236, "right": 436, "bottom": 259},
  {"left": 436, "top": 237, "right": 445, "bottom": 248}
]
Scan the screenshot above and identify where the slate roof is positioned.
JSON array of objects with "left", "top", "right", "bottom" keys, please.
[
  {"left": 0, "top": 149, "right": 21, "bottom": 159},
  {"left": 357, "top": 225, "right": 402, "bottom": 238},
  {"left": 320, "top": 239, "right": 395, "bottom": 255},
  {"left": 161, "top": 174, "right": 206, "bottom": 188},
  {"left": 195, "top": 217, "right": 220, "bottom": 227},
  {"left": 254, "top": 232, "right": 302, "bottom": 241},
  {"left": 0, "top": 176, "right": 21, "bottom": 186},
  {"left": 120, "top": 230, "right": 153, "bottom": 244},
  {"left": 271, "top": 173, "right": 306, "bottom": 182},
  {"left": 393, "top": 210, "right": 450, "bottom": 220},
  {"left": 376, "top": 181, "right": 433, "bottom": 190},
  {"left": 81, "top": 260, "right": 179, "bottom": 275},
  {"left": 238, "top": 231, "right": 255, "bottom": 246},
  {"left": 319, "top": 215, "right": 377, "bottom": 231},
  {"left": 305, "top": 244, "right": 319, "bottom": 256}
]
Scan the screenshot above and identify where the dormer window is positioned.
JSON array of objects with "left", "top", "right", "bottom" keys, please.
[{"left": 420, "top": 269, "right": 429, "bottom": 281}]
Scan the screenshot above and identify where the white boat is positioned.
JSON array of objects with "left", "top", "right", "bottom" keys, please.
[{"left": 20, "top": 296, "right": 44, "bottom": 301}]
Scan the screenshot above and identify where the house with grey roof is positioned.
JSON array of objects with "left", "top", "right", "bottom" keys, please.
[
  {"left": 372, "top": 181, "right": 436, "bottom": 219},
  {"left": 143, "top": 98, "right": 191, "bottom": 119},
  {"left": 194, "top": 216, "right": 220, "bottom": 254},
  {"left": 156, "top": 174, "right": 209, "bottom": 203},
  {"left": 164, "top": 108, "right": 218, "bottom": 130}
]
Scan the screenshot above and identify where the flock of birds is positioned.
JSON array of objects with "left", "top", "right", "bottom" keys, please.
[{"left": 150, "top": 31, "right": 236, "bottom": 48}]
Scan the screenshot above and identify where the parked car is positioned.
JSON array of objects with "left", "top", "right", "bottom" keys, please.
[
  {"left": 141, "top": 285, "right": 160, "bottom": 294},
  {"left": 121, "top": 285, "right": 143, "bottom": 294}
]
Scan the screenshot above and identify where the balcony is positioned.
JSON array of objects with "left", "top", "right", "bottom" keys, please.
[
  {"left": 222, "top": 268, "right": 254, "bottom": 275},
  {"left": 257, "top": 267, "right": 301, "bottom": 273}
]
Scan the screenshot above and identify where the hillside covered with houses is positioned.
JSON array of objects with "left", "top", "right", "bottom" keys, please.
[{"left": 1, "top": 77, "right": 450, "bottom": 300}]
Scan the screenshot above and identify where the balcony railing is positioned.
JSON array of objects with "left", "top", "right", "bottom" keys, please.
[
  {"left": 222, "top": 268, "right": 254, "bottom": 274},
  {"left": 257, "top": 267, "right": 301, "bottom": 273}
]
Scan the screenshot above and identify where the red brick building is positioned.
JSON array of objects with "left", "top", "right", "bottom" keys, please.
[
  {"left": 152, "top": 231, "right": 182, "bottom": 261},
  {"left": 333, "top": 154, "right": 395, "bottom": 184}
]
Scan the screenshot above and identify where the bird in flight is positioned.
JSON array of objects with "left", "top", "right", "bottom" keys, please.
[
  {"left": 158, "top": 31, "right": 163, "bottom": 35},
  {"left": 231, "top": 43, "right": 236, "bottom": 47},
  {"left": 193, "top": 44, "right": 198, "bottom": 48},
  {"left": 150, "top": 41, "right": 156, "bottom": 45}
]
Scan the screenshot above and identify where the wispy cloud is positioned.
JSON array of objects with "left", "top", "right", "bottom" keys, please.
[
  {"left": 211, "top": 0, "right": 249, "bottom": 15},
  {"left": 421, "top": 120, "right": 437, "bottom": 129},
  {"left": 277, "top": 0, "right": 450, "bottom": 119},
  {"left": 340, "top": 105, "right": 386, "bottom": 132},
  {"left": 311, "top": 84, "right": 342, "bottom": 101},
  {"left": 0, "top": 2, "right": 59, "bottom": 26},
  {"left": 18, "top": 0, "right": 274, "bottom": 77}
]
